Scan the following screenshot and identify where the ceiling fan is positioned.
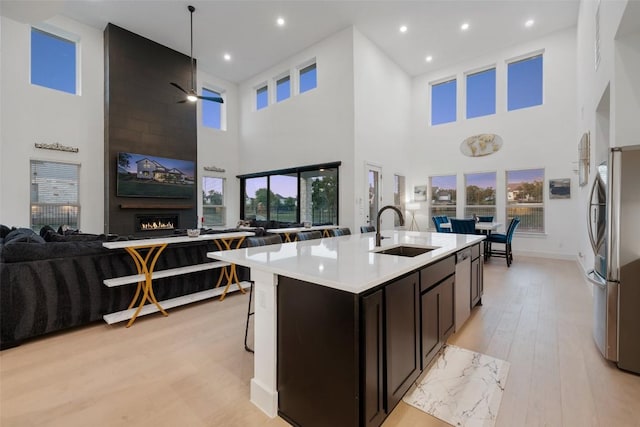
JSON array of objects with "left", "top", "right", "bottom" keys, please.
[{"left": 170, "top": 5, "right": 223, "bottom": 104}]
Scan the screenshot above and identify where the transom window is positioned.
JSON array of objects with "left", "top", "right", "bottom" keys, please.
[
  {"left": 431, "top": 79, "right": 457, "bottom": 125},
  {"left": 465, "top": 172, "right": 496, "bottom": 219},
  {"left": 466, "top": 68, "right": 496, "bottom": 119},
  {"left": 276, "top": 75, "right": 291, "bottom": 102},
  {"left": 202, "top": 88, "right": 224, "bottom": 130},
  {"left": 30, "top": 160, "right": 80, "bottom": 232},
  {"left": 299, "top": 63, "right": 317, "bottom": 94},
  {"left": 202, "top": 176, "right": 225, "bottom": 226},
  {"left": 31, "top": 27, "right": 77, "bottom": 95},
  {"left": 506, "top": 169, "right": 544, "bottom": 233},
  {"left": 507, "top": 54, "right": 543, "bottom": 111},
  {"left": 256, "top": 85, "right": 268, "bottom": 110}
]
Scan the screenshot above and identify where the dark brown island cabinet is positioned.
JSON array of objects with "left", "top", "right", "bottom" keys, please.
[{"left": 276, "top": 242, "right": 484, "bottom": 427}]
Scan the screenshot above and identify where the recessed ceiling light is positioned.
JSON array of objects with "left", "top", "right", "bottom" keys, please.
[
  {"left": 399, "top": 25, "right": 408, "bottom": 33},
  {"left": 223, "top": 53, "right": 231, "bottom": 61},
  {"left": 460, "top": 22, "right": 470, "bottom": 31},
  {"left": 426, "top": 55, "right": 433, "bottom": 62},
  {"left": 277, "top": 17, "right": 285, "bottom": 27},
  {"left": 525, "top": 19, "right": 535, "bottom": 28}
]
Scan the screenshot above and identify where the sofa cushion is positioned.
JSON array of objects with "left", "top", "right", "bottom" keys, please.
[
  {"left": 4, "top": 228, "right": 45, "bottom": 244},
  {"left": 0, "top": 225, "right": 12, "bottom": 238},
  {"left": 47, "top": 233, "right": 107, "bottom": 242}
]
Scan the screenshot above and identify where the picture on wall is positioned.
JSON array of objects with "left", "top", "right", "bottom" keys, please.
[
  {"left": 117, "top": 152, "right": 195, "bottom": 198},
  {"left": 414, "top": 185, "right": 427, "bottom": 201},
  {"left": 549, "top": 178, "right": 571, "bottom": 199}
]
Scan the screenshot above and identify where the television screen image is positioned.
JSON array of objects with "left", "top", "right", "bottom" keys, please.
[{"left": 117, "top": 152, "right": 195, "bottom": 198}]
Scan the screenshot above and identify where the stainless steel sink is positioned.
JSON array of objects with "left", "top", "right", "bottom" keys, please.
[{"left": 374, "top": 245, "right": 439, "bottom": 257}]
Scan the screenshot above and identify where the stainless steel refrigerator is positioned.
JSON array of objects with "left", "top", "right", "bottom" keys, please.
[{"left": 587, "top": 145, "right": 640, "bottom": 374}]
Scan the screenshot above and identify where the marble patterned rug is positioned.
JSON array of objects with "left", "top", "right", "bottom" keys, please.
[{"left": 403, "top": 345, "right": 510, "bottom": 427}]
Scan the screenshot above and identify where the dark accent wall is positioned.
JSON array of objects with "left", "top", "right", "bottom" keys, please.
[{"left": 104, "top": 24, "right": 197, "bottom": 236}]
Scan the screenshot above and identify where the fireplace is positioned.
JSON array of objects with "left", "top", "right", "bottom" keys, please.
[{"left": 135, "top": 213, "right": 179, "bottom": 233}]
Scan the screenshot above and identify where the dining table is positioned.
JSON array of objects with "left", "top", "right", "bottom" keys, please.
[{"left": 439, "top": 221, "right": 502, "bottom": 258}]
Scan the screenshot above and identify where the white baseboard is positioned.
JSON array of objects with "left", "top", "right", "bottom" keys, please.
[
  {"left": 250, "top": 378, "right": 278, "bottom": 418},
  {"left": 512, "top": 250, "right": 577, "bottom": 261}
]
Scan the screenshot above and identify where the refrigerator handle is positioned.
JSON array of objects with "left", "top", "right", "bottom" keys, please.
[
  {"left": 587, "top": 178, "right": 600, "bottom": 254},
  {"left": 608, "top": 149, "right": 621, "bottom": 282}
]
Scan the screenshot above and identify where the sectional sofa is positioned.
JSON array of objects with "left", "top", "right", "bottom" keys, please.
[{"left": 0, "top": 226, "right": 252, "bottom": 349}]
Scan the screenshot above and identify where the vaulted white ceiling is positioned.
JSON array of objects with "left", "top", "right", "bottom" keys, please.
[{"left": 1, "top": 0, "right": 579, "bottom": 83}]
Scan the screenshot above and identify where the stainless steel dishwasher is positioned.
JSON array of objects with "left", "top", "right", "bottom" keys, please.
[{"left": 454, "top": 248, "right": 471, "bottom": 332}]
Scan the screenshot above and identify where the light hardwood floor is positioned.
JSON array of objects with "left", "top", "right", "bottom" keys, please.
[{"left": 1, "top": 257, "right": 639, "bottom": 427}]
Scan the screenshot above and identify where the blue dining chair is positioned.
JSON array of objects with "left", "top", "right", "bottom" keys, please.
[
  {"left": 486, "top": 217, "right": 521, "bottom": 267},
  {"left": 450, "top": 218, "right": 476, "bottom": 234},
  {"left": 432, "top": 215, "right": 450, "bottom": 233},
  {"left": 360, "top": 225, "right": 375, "bottom": 233}
]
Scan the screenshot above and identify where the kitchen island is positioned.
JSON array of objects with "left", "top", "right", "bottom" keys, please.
[{"left": 207, "top": 230, "right": 484, "bottom": 427}]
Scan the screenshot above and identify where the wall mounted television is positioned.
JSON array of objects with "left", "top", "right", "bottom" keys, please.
[{"left": 117, "top": 152, "right": 195, "bottom": 198}]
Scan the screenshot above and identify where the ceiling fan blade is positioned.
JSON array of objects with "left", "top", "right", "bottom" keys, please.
[
  {"left": 176, "top": 99, "right": 188, "bottom": 103},
  {"left": 170, "top": 82, "right": 188, "bottom": 94},
  {"left": 198, "top": 95, "right": 224, "bottom": 103}
]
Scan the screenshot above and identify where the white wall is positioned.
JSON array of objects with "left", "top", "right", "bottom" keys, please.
[
  {"left": 353, "top": 29, "right": 412, "bottom": 229},
  {"left": 576, "top": 0, "right": 630, "bottom": 272},
  {"left": 409, "top": 28, "right": 578, "bottom": 259},
  {"left": 0, "top": 15, "right": 104, "bottom": 232},
  {"left": 238, "top": 27, "right": 356, "bottom": 229},
  {"left": 196, "top": 69, "right": 240, "bottom": 227}
]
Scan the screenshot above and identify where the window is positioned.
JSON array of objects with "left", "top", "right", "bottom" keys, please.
[
  {"left": 466, "top": 68, "right": 496, "bottom": 119},
  {"left": 465, "top": 172, "right": 496, "bottom": 219},
  {"left": 508, "top": 54, "right": 543, "bottom": 111},
  {"left": 269, "top": 174, "right": 297, "bottom": 222},
  {"left": 506, "top": 169, "right": 544, "bottom": 233},
  {"left": 429, "top": 175, "right": 457, "bottom": 224},
  {"left": 31, "top": 27, "right": 77, "bottom": 95},
  {"left": 256, "top": 85, "right": 268, "bottom": 110},
  {"left": 431, "top": 79, "right": 456, "bottom": 125},
  {"left": 276, "top": 75, "right": 291, "bottom": 102},
  {"left": 300, "top": 168, "right": 337, "bottom": 225},
  {"left": 239, "top": 163, "right": 340, "bottom": 225},
  {"left": 202, "top": 88, "right": 224, "bottom": 130},
  {"left": 30, "top": 160, "right": 80, "bottom": 232},
  {"left": 299, "top": 63, "right": 317, "bottom": 94},
  {"left": 202, "top": 176, "right": 225, "bottom": 226},
  {"left": 244, "top": 177, "right": 268, "bottom": 220}
]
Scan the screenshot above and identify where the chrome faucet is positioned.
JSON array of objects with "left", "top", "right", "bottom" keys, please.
[{"left": 375, "top": 205, "right": 405, "bottom": 246}]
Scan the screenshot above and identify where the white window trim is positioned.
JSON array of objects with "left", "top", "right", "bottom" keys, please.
[
  {"left": 464, "top": 65, "right": 497, "bottom": 119},
  {"left": 505, "top": 50, "right": 545, "bottom": 110},
  {"left": 429, "top": 77, "right": 458, "bottom": 127},
  {"left": 504, "top": 49, "right": 545, "bottom": 66},
  {"left": 202, "top": 175, "right": 226, "bottom": 227},
  {"left": 30, "top": 158, "right": 82, "bottom": 230},
  {"left": 273, "top": 71, "right": 291, "bottom": 104},
  {"left": 296, "top": 58, "right": 317, "bottom": 95},
  {"left": 30, "top": 24, "right": 81, "bottom": 96},
  {"left": 254, "top": 81, "right": 269, "bottom": 111},
  {"left": 505, "top": 168, "right": 546, "bottom": 234},
  {"left": 201, "top": 85, "right": 227, "bottom": 131}
]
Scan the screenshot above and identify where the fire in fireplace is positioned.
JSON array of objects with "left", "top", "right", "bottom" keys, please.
[{"left": 135, "top": 214, "right": 179, "bottom": 232}]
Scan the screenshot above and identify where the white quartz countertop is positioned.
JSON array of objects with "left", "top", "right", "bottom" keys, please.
[{"left": 207, "top": 230, "right": 484, "bottom": 294}]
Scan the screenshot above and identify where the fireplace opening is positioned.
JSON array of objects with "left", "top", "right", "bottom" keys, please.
[{"left": 135, "top": 214, "right": 179, "bottom": 232}]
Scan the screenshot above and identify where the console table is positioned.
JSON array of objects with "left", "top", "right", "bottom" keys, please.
[
  {"left": 102, "top": 231, "right": 254, "bottom": 327},
  {"left": 266, "top": 225, "right": 339, "bottom": 242}
]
